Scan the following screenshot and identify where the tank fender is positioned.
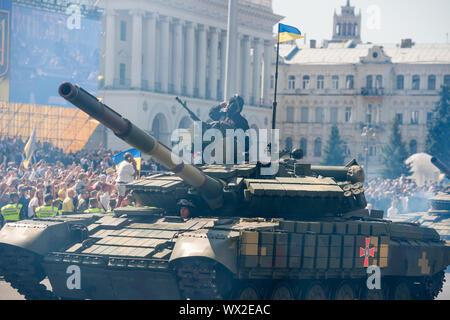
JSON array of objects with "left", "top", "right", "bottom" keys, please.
[
  {"left": 0, "top": 216, "right": 98, "bottom": 256},
  {"left": 169, "top": 230, "right": 239, "bottom": 274}
]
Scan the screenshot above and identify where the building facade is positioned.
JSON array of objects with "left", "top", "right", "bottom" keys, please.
[
  {"left": 97, "top": 0, "right": 281, "bottom": 151},
  {"left": 277, "top": 42, "right": 450, "bottom": 175}
]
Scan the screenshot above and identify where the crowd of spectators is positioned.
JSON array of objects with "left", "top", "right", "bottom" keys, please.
[
  {"left": 2, "top": 136, "right": 448, "bottom": 221},
  {"left": 0, "top": 137, "right": 164, "bottom": 219},
  {"left": 365, "top": 174, "right": 448, "bottom": 216}
]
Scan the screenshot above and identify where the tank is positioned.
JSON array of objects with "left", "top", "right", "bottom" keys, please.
[
  {"left": 390, "top": 157, "right": 450, "bottom": 241},
  {"left": 416, "top": 157, "right": 450, "bottom": 241},
  {"left": 0, "top": 83, "right": 448, "bottom": 300}
]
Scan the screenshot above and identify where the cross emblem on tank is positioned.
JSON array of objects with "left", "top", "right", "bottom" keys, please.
[{"left": 360, "top": 237, "right": 375, "bottom": 267}]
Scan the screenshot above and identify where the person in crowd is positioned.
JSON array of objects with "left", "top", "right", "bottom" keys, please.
[
  {"left": 84, "top": 198, "right": 105, "bottom": 213},
  {"left": 62, "top": 188, "right": 76, "bottom": 214},
  {"left": 76, "top": 189, "right": 90, "bottom": 213},
  {"left": 35, "top": 194, "right": 58, "bottom": 218},
  {"left": 115, "top": 152, "right": 137, "bottom": 208},
  {"left": 28, "top": 188, "right": 41, "bottom": 218},
  {"left": 386, "top": 200, "right": 399, "bottom": 218},
  {"left": 1, "top": 192, "right": 24, "bottom": 225}
]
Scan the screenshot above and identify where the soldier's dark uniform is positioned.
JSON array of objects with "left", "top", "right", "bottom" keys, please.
[
  {"left": 208, "top": 95, "right": 250, "bottom": 163},
  {"left": 208, "top": 95, "right": 249, "bottom": 132}
]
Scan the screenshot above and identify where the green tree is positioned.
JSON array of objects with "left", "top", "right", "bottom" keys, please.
[
  {"left": 321, "top": 125, "right": 346, "bottom": 165},
  {"left": 380, "top": 116, "right": 411, "bottom": 178},
  {"left": 425, "top": 85, "right": 450, "bottom": 164}
]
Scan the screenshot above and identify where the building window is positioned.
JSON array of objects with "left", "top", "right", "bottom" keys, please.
[
  {"left": 412, "top": 75, "right": 420, "bottom": 90},
  {"left": 286, "top": 107, "right": 294, "bottom": 123},
  {"left": 317, "top": 75, "right": 324, "bottom": 89},
  {"left": 346, "top": 75, "right": 354, "bottom": 89},
  {"left": 366, "top": 104, "right": 372, "bottom": 124},
  {"left": 410, "top": 140, "right": 417, "bottom": 154},
  {"left": 119, "top": 63, "right": 126, "bottom": 85},
  {"left": 120, "top": 21, "right": 127, "bottom": 41},
  {"left": 288, "top": 75, "right": 296, "bottom": 89},
  {"left": 302, "top": 75, "right": 310, "bottom": 89},
  {"left": 270, "top": 75, "right": 274, "bottom": 89},
  {"left": 345, "top": 107, "right": 352, "bottom": 123},
  {"left": 375, "top": 75, "right": 383, "bottom": 88},
  {"left": 445, "top": 75, "right": 450, "bottom": 87},
  {"left": 285, "top": 137, "right": 293, "bottom": 151},
  {"left": 314, "top": 138, "right": 322, "bottom": 157},
  {"left": 396, "top": 75, "right": 404, "bottom": 90},
  {"left": 332, "top": 76, "right": 339, "bottom": 89},
  {"left": 366, "top": 75, "right": 373, "bottom": 89},
  {"left": 300, "top": 138, "right": 307, "bottom": 156},
  {"left": 396, "top": 113, "right": 403, "bottom": 124},
  {"left": 315, "top": 107, "right": 324, "bottom": 123},
  {"left": 369, "top": 146, "right": 376, "bottom": 157},
  {"left": 428, "top": 75, "right": 436, "bottom": 90},
  {"left": 301, "top": 107, "right": 309, "bottom": 123},
  {"left": 410, "top": 111, "right": 419, "bottom": 124},
  {"left": 330, "top": 107, "right": 338, "bottom": 123},
  {"left": 427, "top": 112, "right": 433, "bottom": 123}
]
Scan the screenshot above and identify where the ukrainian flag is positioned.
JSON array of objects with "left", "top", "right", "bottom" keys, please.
[
  {"left": 278, "top": 23, "right": 304, "bottom": 43},
  {"left": 22, "top": 128, "right": 36, "bottom": 169},
  {"left": 112, "top": 148, "right": 142, "bottom": 173}
]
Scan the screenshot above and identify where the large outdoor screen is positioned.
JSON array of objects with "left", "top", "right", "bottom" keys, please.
[{"left": 9, "top": 4, "right": 100, "bottom": 106}]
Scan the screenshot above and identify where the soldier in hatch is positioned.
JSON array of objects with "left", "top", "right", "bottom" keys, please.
[{"left": 208, "top": 95, "right": 250, "bottom": 133}]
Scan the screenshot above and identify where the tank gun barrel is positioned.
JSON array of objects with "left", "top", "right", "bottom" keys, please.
[
  {"left": 431, "top": 157, "right": 450, "bottom": 179},
  {"left": 58, "top": 82, "right": 223, "bottom": 209}
]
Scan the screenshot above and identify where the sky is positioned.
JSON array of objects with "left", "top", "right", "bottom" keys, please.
[{"left": 272, "top": 0, "right": 450, "bottom": 45}]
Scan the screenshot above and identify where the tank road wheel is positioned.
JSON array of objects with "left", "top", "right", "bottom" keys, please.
[
  {"left": 232, "top": 282, "right": 263, "bottom": 300},
  {"left": 175, "top": 258, "right": 233, "bottom": 300},
  {"left": 332, "top": 281, "right": 356, "bottom": 300},
  {"left": 417, "top": 270, "right": 445, "bottom": 300},
  {"left": 389, "top": 280, "right": 412, "bottom": 300},
  {"left": 303, "top": 282, "right": 328, "bottom": 300},
  {"left": 269, "top": 282, "right": 295, "bottom": 300},
  {"left": 360, "top": 287, "right": 385, "bottom": 300},
  {"left": 0, "top": 246, "right": 57, "bottom": 300}
]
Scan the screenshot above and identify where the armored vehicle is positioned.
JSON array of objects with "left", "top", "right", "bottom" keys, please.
[
  {"left": 416, "top": 157, "right": 450, "bottom": 241},
  {"left": 0, "top": 83, "right": 448, "bottom": 300}
]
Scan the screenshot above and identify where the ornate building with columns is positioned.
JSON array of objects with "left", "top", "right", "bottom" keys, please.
[
  {"left": 97, "top": 0, "right": 281, "bottom": 151},
  {"left": 277, "top": 3, "right": 450, "bottom": 176}
]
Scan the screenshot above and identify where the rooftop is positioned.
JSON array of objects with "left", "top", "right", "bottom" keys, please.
[{"left": 283, "top": 43, "right": 450, "bottom": 65}]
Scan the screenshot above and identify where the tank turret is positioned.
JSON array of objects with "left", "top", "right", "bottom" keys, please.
[{"left": 59, "top": 82, "right": 370, "bottom": 219}]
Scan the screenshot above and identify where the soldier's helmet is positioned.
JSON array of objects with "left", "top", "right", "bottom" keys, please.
[
  {"left": 124, "top": 152, "right": 133, "bottom": 162},
  {"left": 228, "top": 94, "right": 244, "bottom": 114}
]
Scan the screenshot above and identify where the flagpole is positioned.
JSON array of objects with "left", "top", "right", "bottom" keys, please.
[{"left": 271, "top": 24, "right": 281, "bottom": 130}]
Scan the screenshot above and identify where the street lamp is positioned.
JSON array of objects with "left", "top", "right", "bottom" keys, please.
[{"left": 361, "top": 125, "right": 376, "bottom": 175}]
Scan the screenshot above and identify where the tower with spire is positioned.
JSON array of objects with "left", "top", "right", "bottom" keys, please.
[{"left": 332, "top": 0, "right": 361, "bottom": 43}]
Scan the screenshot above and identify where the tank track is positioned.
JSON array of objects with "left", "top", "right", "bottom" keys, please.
[
  {"left": 175, "top": 258, "right": 233, "bottom": 300},
  {"left": 422, "top": 270, "right": 445, "bottom": 300},
  {"left": 174, "top": 258, "right": 446, "bottom": 300},
  {"left": 0, "top": 246, "right": 58, "bottom": 300}
]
